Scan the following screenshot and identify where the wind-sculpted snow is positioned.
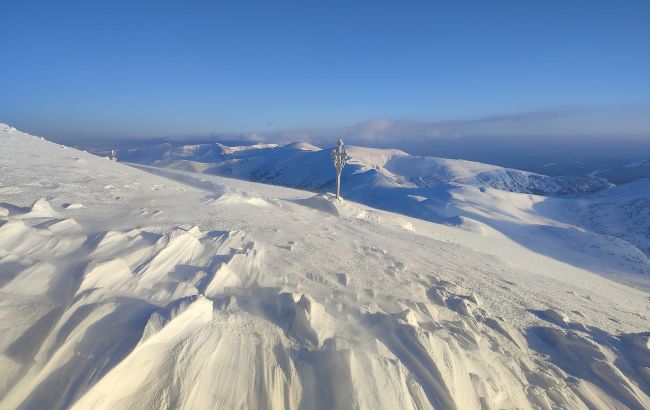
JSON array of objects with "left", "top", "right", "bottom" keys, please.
[{"left": 1, "top": 124, "right": 649, "bottom": 409}]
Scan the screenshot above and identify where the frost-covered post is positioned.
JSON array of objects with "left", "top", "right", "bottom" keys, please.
[{"left": 330, "top": 138, "right": 349, "bottom": 200}]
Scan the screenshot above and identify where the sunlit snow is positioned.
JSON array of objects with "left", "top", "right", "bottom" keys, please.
[{"left": 0, "top": 124, "right": 648, "bottom": 409}]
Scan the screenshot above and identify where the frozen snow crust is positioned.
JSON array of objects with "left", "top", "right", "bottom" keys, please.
[{"left": 0, "top": 124, "right": 649, "bottom": 409}]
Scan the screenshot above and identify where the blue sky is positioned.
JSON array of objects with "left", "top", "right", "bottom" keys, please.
[{"left": 1, "top": 0, "right": 649, "bottom": 141}]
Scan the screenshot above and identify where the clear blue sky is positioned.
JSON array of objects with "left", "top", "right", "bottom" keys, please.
[{"left": 1, "top": 0, "right": 649, "bottom": 140}]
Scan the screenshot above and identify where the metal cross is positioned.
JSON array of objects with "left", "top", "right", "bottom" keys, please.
[{"left": 330, "top": 138, "right": 349, "bottom": 200}]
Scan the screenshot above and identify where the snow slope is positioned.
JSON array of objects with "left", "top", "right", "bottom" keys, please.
[
  {"left": 1, "top": 124, "right": 649, "bottom": 409},
  {"left": 119, "top": 142, "right": 612, "bottom": 195},
  {"left": 561, "top": 179, "right": 650, "bottom": 257},
  {"left": 120, "top": 140, "right": 650, "bottom": 284}
]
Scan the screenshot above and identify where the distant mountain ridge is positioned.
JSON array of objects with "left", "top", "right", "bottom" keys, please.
[{"left": 120, "top": 142, "right": 613, "bottom": 196}]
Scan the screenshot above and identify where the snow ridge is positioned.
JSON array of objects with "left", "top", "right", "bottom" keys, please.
[
  {"left": 0, "top": 125, "right": 648, "bottom": 409},
  {"left": 120, "top": 141, "right": 612, "bottom": 195}
]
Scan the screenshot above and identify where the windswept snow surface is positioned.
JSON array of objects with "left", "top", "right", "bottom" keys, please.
[
  {"left": 1, "top": 124, "right": 649, "bottom": 409},
  {"left": 121, "top": 140, "right": 650, "bottom": 285}
]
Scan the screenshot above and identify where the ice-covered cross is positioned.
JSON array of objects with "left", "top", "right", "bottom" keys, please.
[{"left": 330, "top": 138, "right": 349, "bottom": 200}]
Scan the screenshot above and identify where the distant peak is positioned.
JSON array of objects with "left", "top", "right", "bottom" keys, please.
[
  {"left": 282, "top": 142, "right": 321, "bottom": 151},
  {"left": 220, "top": 143, "right": 279, "bottom": 153}
]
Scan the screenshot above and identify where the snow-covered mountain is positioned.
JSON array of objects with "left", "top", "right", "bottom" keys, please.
[
  {"left": 119, "top": 142, "right": 612, "bottom": 196},
  {"left": 558, "top": 178, "right": 650, "bottom": 257},
  {"left": 1, "top": 124, "right": 649, "bottom": 409}
]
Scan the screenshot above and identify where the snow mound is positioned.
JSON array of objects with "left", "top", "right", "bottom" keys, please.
[
  {"left": 78, "top": 258, "right": 133, "bottom": 294},
  {"left": 527, "top": 326, "right": 650, "bottom": 409},
  {"left": 20, "top": 198, "right": 58, "bottom": 219},
  {"left": 204, "top": 239, "right": 263, "bottom": 296},
  {"left": 0, "top": 219, "right": 86, "bottom": 258},
  {"left": 278, "top": 291, "right": 337, "bottom": 346},
  {"left": 207, "top": 192, "right": 273, "bottom": 208},
  {"left": 138, "top": 227, "right": 207, "bottom": 281},
  {"left": 71, "top": 296, "right": 214, "bottom": 410},
  {"left": 296, "top": 193, "right": 341, "bottom": 216}
]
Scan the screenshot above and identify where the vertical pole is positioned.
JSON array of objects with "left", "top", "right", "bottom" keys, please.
[
  {"left": 336, "top": 171, "right": 341, "bottom": 200},
  {"left": 336, "top": 138, "right": 342, "bottom": 200}
]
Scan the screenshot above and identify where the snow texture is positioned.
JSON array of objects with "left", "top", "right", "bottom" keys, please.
[{"left": 0, "top": 123, "right": 648, "bottom": 409}]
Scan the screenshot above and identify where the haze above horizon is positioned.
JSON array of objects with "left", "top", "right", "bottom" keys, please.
[{"left": 1, "top": 0, "right": 649, "bottom": 142}]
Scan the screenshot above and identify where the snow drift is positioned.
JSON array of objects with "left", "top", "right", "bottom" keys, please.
[{"left": 0, "top": 124, "right": 648, "bottom": 409}]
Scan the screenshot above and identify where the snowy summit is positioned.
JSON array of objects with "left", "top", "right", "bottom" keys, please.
[{"left": 0, "top": 124, "right": 648, "bottom": 409}]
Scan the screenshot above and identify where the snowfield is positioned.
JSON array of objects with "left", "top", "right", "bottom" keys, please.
[
  {"left": 1, "top": 124, "right": 649, "bottom": 409},
  {"left": 120, "top": 141, "right": 613, "bottom": 196}
]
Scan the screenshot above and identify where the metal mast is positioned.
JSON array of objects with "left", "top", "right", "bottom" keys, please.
[{"left": 330, "top": 138, "right": 349, "bottom": 200}]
